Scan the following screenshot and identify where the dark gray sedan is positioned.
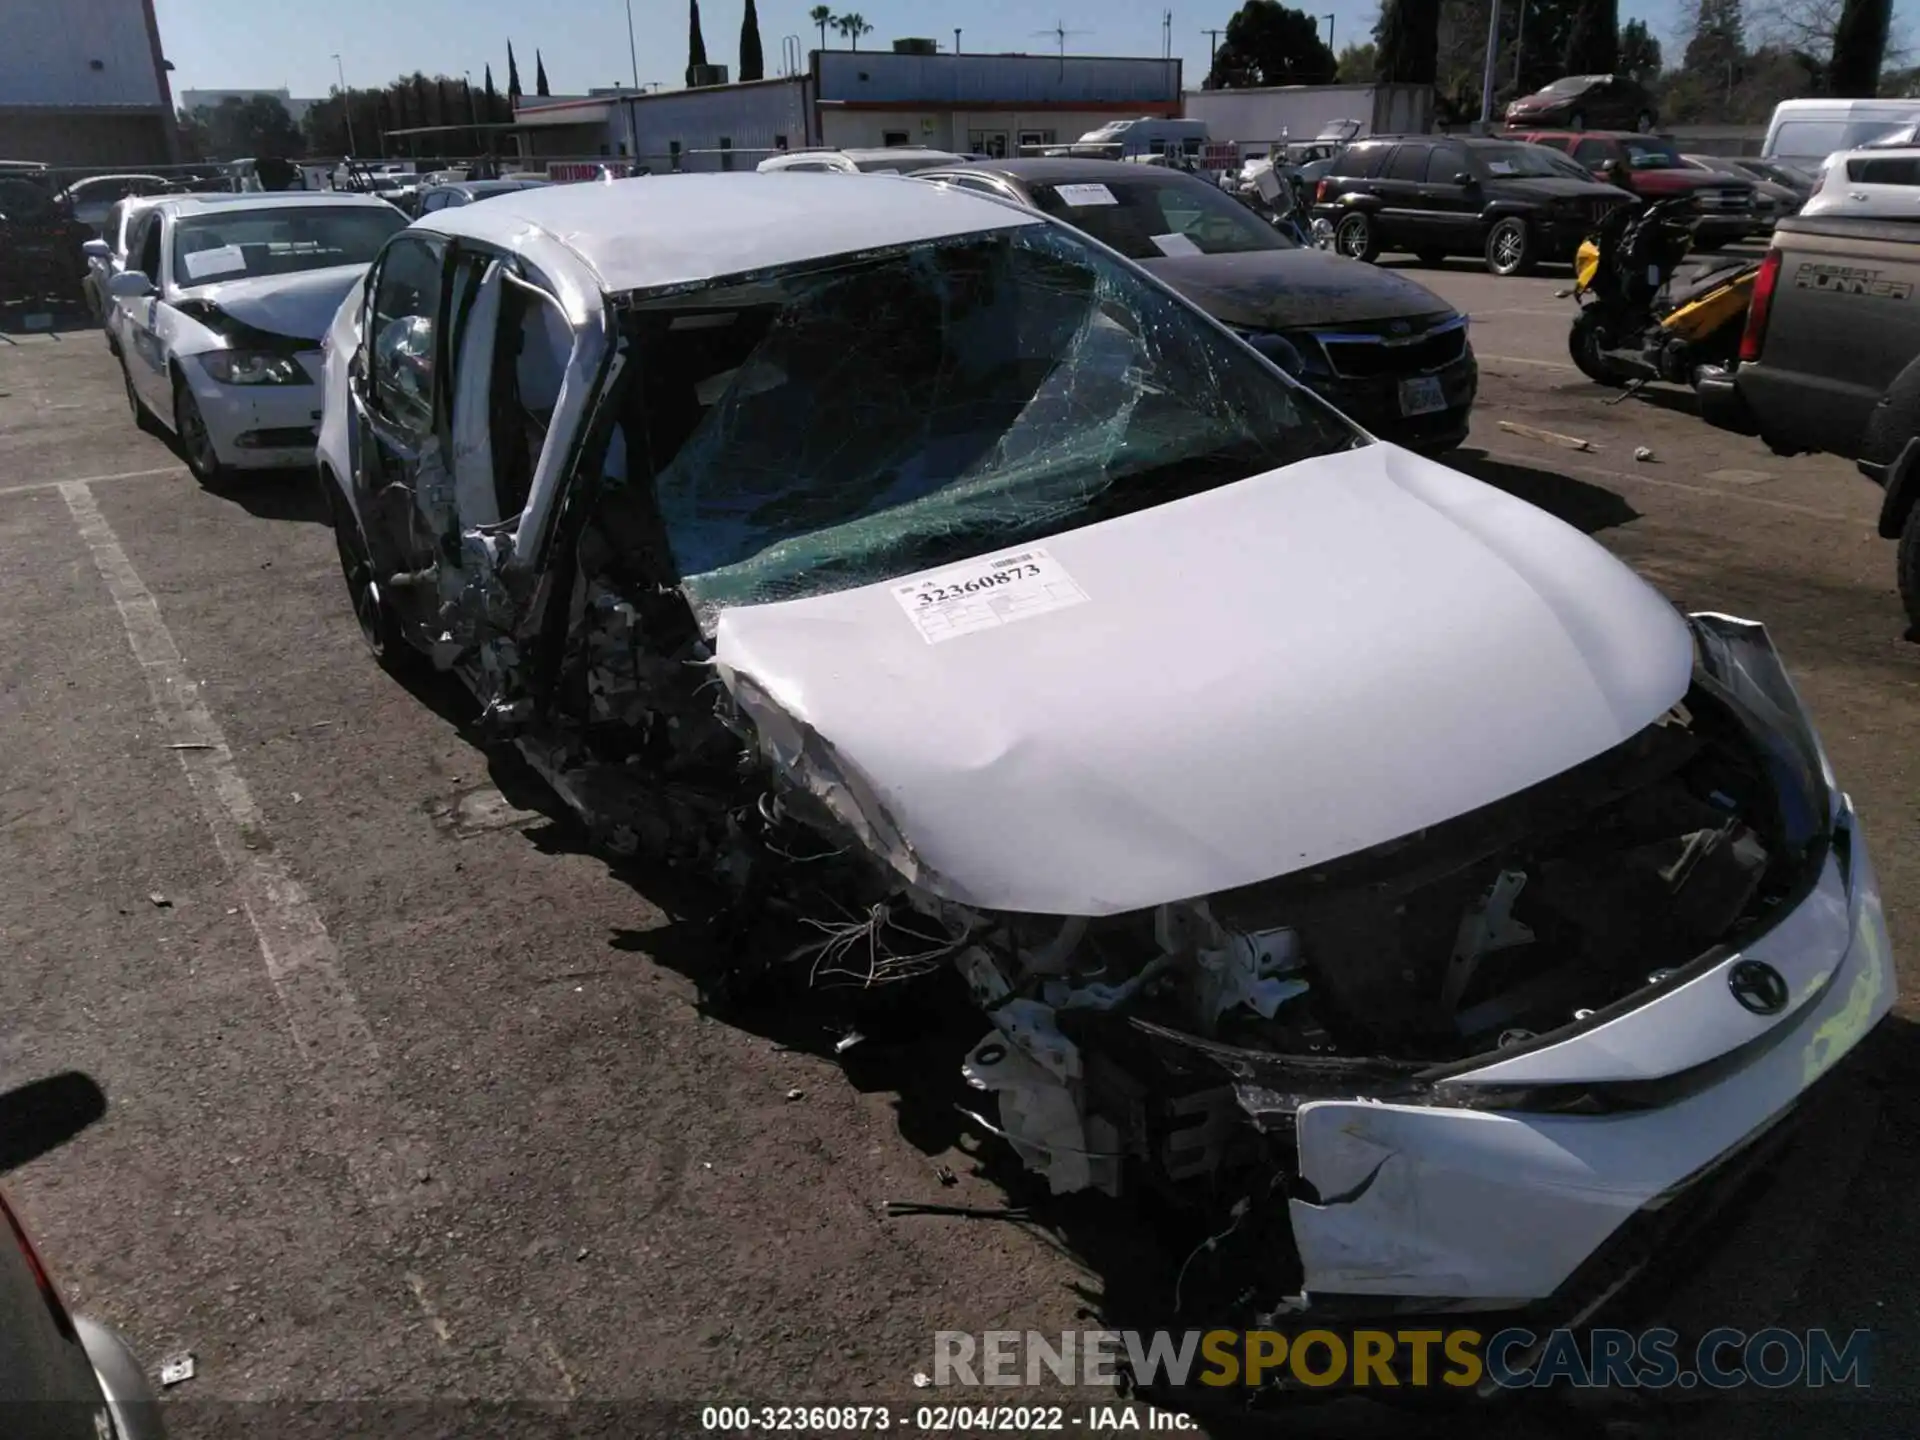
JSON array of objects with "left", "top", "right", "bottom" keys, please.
[
  {"left": 413, "top": 178, "right": 553, "bottom": 216},
  {"left": 916, "top": 158, "right": 1476, "bottom": 452}
]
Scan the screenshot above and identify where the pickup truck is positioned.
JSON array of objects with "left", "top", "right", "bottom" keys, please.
[{"left": 1696, "top": 212, "right": 1920, "bottom": 629}]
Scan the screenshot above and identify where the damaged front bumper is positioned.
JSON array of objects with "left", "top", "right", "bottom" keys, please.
[
  {"left": 957, "top": 613, "right": 1893, "bottom": 1311},
  {"left": 182, "top": 351, "right": 325, "bottom": 469},
  {"left": 1285, "top": 799, "right": 1888, "bottom": 1305}
]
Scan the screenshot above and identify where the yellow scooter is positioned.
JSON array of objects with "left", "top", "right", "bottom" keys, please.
[{"left": 1565, "top": 197, "right": 1759, "bottom": 388}]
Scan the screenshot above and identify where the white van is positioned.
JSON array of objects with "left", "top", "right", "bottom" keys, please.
[
  {"left": 1066, "top": 116, "right": 1210, "bottom": 161},
  {"left": 1764, "top": 98, "right": 1920, "bottom": 169}
]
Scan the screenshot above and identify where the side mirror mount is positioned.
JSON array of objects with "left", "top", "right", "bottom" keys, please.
[
  {"left": 82, "top": 238, "right": 110, "bottom": 260},
  {"left": 1454, "top": 171, "right": 1477, "bottom": 187},
  {"left": 108, "top": 270, "right": 155, "bottom": 299}
]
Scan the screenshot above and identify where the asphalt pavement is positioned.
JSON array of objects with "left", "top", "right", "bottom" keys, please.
[{"left": 2, "top": 264, "right": 1918, "bottom": 1439}]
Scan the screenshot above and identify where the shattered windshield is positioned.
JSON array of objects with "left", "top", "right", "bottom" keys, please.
[{"left": 626, "top": 225, "right": 1357, "bottom": 623}]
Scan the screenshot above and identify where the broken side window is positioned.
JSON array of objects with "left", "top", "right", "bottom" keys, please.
[{"left": 622, "top": 225, "right": 1360, "bottom": 624}]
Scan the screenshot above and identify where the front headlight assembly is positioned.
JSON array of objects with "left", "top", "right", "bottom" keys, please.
[{"left": 200, "top": 351, "right": 305, "bottom": 386}]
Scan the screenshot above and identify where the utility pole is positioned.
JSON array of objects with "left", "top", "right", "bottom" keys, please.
[
  {"left": 1512, "top": 0, "right": 1526, "bottom": 89},
  {"left": 954, "top": 27, "right": 962, "bottom": 52},
  {"left": 1162, "top": 10, "right": 1172, "bottom": 60},
  {"left": 332, "top": 53, "right": 357, "bottom": 155},
  {"left": 1477, "top": 0, "right": 1502, "bottom": 131},
  {"left": 1323, "top": 13, "right": 1334, "bottom": 50},
  {"left": 626, "top": 0, "right": 640, "bottom": 90},
  {"left": 1203, "top": 26, "right": 1224, "bottom": 63}
]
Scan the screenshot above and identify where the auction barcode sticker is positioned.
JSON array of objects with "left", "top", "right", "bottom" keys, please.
[{"left": 891, "top": 548, "right": 1090, "bottom": 645}]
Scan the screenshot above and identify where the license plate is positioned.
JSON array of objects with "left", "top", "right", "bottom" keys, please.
[{"left": 1399, "top": 376, "right": 1447, "bottom": 416}]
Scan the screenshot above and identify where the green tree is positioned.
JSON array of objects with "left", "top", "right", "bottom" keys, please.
[
  {"left": 1335, "top": 39, "right": 1377, "bottom": 80},
  {"left": 1562, "top": 0, "right": 1619, "bottom": 72},
  {"left": 507, "top": 43, "right": 523, "bottom": 104},
  {"left": 1620, "top": 17, "right": 1663, "bottom": 81},
  {"left": 535, "top": 50, "right": 551, "bottom": 96},
  {"left": 192, "top": 94, "right": 305, "bottom": 160},
  {"left": 1206, "top": 0, "right": 1337, "bottom": 86},
  {"left": 833, "top": 12, "right": 873, "bottom": 49},
  {"left": 1374, "top": 0, "right": 1441, "bottom": 84},
  {"left": 688, "top": 0, "right": 710, "bottom": 81},
  {"left": 1684, "top": 0, "right": 1745, "bottom": 74},
  {"left": 809, "top": 4, "right": 832, "bottom": 50},
  {"left": 740, "top": 0, "right": 766, "bottom": 79},
  {"left": 1829, "top": 0, "right": 1891, "bottom": 94},
  {"left": 483, "top": 64, "right": 504, "bottom": 122}
]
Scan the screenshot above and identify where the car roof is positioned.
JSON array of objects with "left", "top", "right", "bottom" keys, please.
[
  {"left": 1514, "top": 128, "right": 1661, "bottom": 140},
  {"left": 152, "top": 191, "right": 398, "bottom": 217},
  {"left": 1827, "top": 145, "right": 1920, "bottom": 163},
  {"left": 919, "top": 156, "right": 1203, "bottom": 184},
  {"left": 412, "top": 171, "right": 1037, "bottom": 295}
]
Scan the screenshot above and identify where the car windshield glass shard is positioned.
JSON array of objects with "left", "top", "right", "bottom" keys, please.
[
  {"left": 1030, "top": 179, "right": 1290, "bottom": 258},
  {"left": 171, "top": 206, "right": 407, "bottom": 288},
  {"left": 631, "top": 226, "right": 1356, "bottom": 623},
  {"left": 1475, "top": 144, "right": 1571, "bottom": 178}
]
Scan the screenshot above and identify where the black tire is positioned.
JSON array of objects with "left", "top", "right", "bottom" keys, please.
[
  {"left": 1568, "top": 310, "right": 1629, "bottom": 386},
  {"left": 325, "top": 477, "right": 422, "bottom": 675},
  {"left": 121, "top": 359, "right": 161, "bottom": 435},
  {"left": 171, "top": 371, "right": 227, "bottom": 485},
  {"left": 1900, "top": 500, "right": 1920, "bottom": 635},
  {"left": 1333, "top": 211, "right": 1378, "bottom": 264},
  {"left": 1415, "top": 247, "right": 1448, "bottom": 266},
  {"left": 1485, "top": 216, "right": 1537, "bottom": 276}
]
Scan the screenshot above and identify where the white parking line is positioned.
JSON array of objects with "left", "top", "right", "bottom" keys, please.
[
  {"left": 1477, "top": 353, "right": 1578, "bottom": 372},
  {"left": 57, "top": 478, "right": 442, "bottom": 1215},
  {"left": 0, "top": 465, "right": 183, "bottom": 500}
]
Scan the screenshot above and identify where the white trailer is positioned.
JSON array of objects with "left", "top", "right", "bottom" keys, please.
[{"left": 1182, "top": 83, "right": 1432, "bottom": 159}]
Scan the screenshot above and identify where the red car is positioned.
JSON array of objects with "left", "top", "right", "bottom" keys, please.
[{"left": 1511, "top": 130, "right": 1761, "bottom": 248}]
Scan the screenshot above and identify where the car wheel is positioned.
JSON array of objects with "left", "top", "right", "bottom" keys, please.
[
  {"left": 1334, "top": 211, "right": 1378, "bottom": 263},
  {"left": 1484, "top": 216, "right": 1537, "bottom": 276},
  {"left": 1415, "top": 248, "right": 1448, "bottom": 266},
  {"left": 171, "top": 373, "right": 228, "bottom": 486},
  {"left": 1635, "top": 110, "right": 1656, "bottom": 133},
  {"left": 1568, "top": 310, "right": 1629, "bottom": 386},
  {"left": 121, "top": 360, "right": 161, "bottom": 435},
  {"left": 1901, "top": 501, "right": 1920, "bottom": 635},
  {"left": 325, "top": 478, "right": 421, "bottom": 674}
]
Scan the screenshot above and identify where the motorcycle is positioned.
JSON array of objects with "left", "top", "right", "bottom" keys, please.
[{"left": 1565, "top": 195, "right": 1759, "bottom": 388}]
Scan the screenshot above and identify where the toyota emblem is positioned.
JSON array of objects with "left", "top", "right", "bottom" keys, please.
[{"left": 1728, "top": 959, "right": 1790, "bottom": 1016}]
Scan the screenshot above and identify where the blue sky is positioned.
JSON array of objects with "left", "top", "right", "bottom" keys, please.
[{"left": 148, "top": 0, "right": 1871, "bottom": 102}]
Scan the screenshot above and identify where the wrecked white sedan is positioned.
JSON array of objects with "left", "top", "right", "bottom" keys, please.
[{"left": 317, "top": 174, "right": 1893, "bottom": 1323}]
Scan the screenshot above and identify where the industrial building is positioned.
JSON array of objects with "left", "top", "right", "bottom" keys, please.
[
  {"left": 0, "top": 0, "right": 178, "bottom": 164},
  {"left": 510, "top": 47, "right": 1184, "bottom": 171}
]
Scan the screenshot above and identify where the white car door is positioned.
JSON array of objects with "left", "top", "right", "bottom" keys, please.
[{"left": 115, "top": 211, "right": 173, "bottom": 413}]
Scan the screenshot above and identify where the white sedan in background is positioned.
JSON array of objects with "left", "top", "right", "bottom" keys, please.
[
  {"left": 105, "top": 191, "right": 406, "bottom": 484},
  {"left": 81, "top": 193, "right": 167, "bottom": 324}
]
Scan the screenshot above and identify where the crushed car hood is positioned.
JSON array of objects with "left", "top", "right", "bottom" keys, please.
[
  {"left": 1138, "top": 247, "right": 1457, "bottom": 330},
  {"left": 175, "top": 263, "right": 366, "bottom": 343},
  {"left": 714, "top": 442, "right": 1694, "bottom": 916}
]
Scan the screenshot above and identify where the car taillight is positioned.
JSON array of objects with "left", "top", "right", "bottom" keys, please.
[
  {"left": 1315, "top": 178, "right": 1329, "bottom": 203},
  {"left": 1, "top": 1193, "right": 77, "bottom": 1341},
  {"left": 1739, "top": 246, "right": 1782, "bottom": 364}
]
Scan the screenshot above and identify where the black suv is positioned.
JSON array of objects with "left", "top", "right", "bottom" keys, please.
[{"left": 1309, "top": 135, "right": 1636, "bottom": 276}]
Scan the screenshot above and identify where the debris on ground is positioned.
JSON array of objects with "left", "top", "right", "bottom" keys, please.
[
  {"left": 148, "top": 892, "right": 171, "bottom": 909},
  {"left": 1634, "top": 446, "right": 1655, "bottom": 462},
  {"left": 785, "top": 1088, "right": 805, "bottom": 1101},
  {"left": 158, "top": 1353, "right": 195, "bottom": 1387},
  {"left": 833, "top": 1030, "right": 865, "bottom": 1054},
  {"left": 165, "top": 742, "right": 214, "bottom": 750},
  {"left": 912, "top": 1373, "right": 932, "bottom": 1389},
  {"left": 1498, "top": 419, "right": 1596, "bottom": 452},
  {"left": 883, "top": 1200, "right": 1033, "bottom": 1221},
  {"left": 935, "top": 1164, "right": 958, "bottom": 1187}
]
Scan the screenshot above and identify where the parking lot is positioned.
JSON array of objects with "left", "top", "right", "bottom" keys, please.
[{"left": 3, "top": 252, "right": 1919, "bottom": 1438}]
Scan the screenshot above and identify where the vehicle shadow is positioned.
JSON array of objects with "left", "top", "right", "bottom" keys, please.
[
  {"left": 0, "top": 1071, "right": 107, "bottom": 1175},
  {"left": 200, "top": 465, "right": 332, "bottom": 525},
  {"left": 1443, "top": 447, "right": 1642, "bottom": 533}
]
